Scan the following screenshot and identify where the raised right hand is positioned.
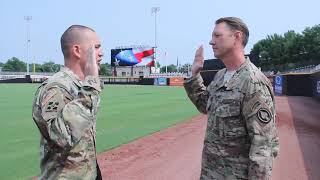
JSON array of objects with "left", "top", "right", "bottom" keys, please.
[
  {"left": 84, "top": 45, "right": 99, "bottom": 77},
  {"left": 191, "top": 45, "right": 204, "bottom": 77}
]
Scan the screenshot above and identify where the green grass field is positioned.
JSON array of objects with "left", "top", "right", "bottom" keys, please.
[{"left": 0, "top": 84, "right": 199, "bottom": 180}]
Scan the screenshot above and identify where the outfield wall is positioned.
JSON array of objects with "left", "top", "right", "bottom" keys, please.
[
  {"left": 200, "top": 70, "right": 219, "bottom": 86},
  {"left": 200, "top": 69, "right": 320, "bottom": 101},
  {"left": 2, "top": 71, "right": 319, "bottom": 101},
  {"left": 273, "top": 73, "right": 314, "bottom": 97},
  {"left": 311, "top": 71, "right": 320, "bottom": 100},
  {"left": 0, "top": 75, "right": 32, "bottom": 83}
]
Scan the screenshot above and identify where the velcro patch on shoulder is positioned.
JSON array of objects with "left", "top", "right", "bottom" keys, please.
[
  {"left": 42, "top": 89, "right": 58, "bottom": 107},
  {"left": 257, "top": 108, "right": 272, "bottom": 123},
  {"left": 41, "top": 88, "right": 65, "bottom": 120},
  {"left": 44, "top": 101, "right": 61, "bottom": 113}
]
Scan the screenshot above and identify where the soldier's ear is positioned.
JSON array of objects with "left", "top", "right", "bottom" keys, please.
[
  {"left": 72, "top": 44, "right": 81, "bottom": 59},
  {"left": 234, "top": 31, "right": 242, "bottom": 43}
]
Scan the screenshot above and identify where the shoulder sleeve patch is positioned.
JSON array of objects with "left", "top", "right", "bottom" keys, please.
[
  {"left": 41, "top": 88, "right": 65, "bottom": 120},
  {"left": 257, "top": 108, "right": 272, "bottom": 123},
  {"left": 41, "top": 88, "right": 58, "bottom": 107}
]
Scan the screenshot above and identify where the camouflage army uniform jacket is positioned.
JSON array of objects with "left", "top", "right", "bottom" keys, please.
[
  {"left": 184, "top": 59, "right": 279, "bottom": 180},
  {"left": 32, "top": 67, "right": 102, "bottom": 180}
]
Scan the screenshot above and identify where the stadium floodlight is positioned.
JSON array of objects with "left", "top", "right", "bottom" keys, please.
[
  {"left": 151, "top": 7, "right": 160, "bottom": 69},
  {"left": 24, "top": 16, "right": 32, "bottom": 75},
  {"left": 151, "top": 7, "right": 160, "bottom": 48}
]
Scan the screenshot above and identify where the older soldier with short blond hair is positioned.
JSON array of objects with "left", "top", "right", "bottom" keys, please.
[
  {"left": 32, "top": 25, "right": 104, "bottom": 180},
  {"left": 184, "top": 17, "right": 279, "bottom": 180}
]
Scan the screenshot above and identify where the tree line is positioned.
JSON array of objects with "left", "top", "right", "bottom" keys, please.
[
  {"left": 0, "top": 57, "right": 113, "bottom": 76},
  {"left": 0, "top": 57, "right": 61, "bottom": 73},
  {"left": 0, "top": 57, "right": 191, "bottom": 75},
  {"left": 251, "top": 24, "right": 320, "bottom": 71}
]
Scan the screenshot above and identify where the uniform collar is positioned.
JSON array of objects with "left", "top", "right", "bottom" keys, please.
[
  {"left": 212, "top": 57, "right": 250, "bottom": 90},
  {"left": 61, "top": 67, "right": 83, "bottom": 87},
  {"left": 224, "top": 57, "right": 251, "bottom": 90}
]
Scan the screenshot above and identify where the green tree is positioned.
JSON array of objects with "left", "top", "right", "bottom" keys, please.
[
  {"left": 29, "top": 63, "right": 44, "bottom": 72},
  {"left": 302, "top": 24, "right": 320, "bottom": 61},
  {"left": 250, "top": 24, "right": 320, "bottom": 71},
  {"left": 282, "top": 31, "right": 304, "bottom": 64},
  {"left": 179, "top": 63, "right": 191, "bottom": 74},
  {"left": 99, "top": 63, "right": 112, "bottom": 76},
  {"left": 2, "top": 57, "right": 27, "bottom": 72},
  {"left": 42, "top": 61, "right": 61, "bottom": 72},
  {"left": 160, "top": 64, "right": 177, "bottom": 73}
]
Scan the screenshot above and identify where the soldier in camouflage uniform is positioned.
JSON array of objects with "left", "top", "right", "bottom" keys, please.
[
  {"left": 184, "top": 17, "right": 279, "bottom": 180},
  {"left": 32, "top": 25, "right": 104, "bottom": 180}
]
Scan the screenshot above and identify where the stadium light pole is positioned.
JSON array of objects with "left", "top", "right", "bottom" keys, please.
[
  {"left": 151, "top": 7, "right": 160, "bottom": 48},
  {"left": 24, "top": 16, "right": 32, "bottom": 75},
  {"left": 151, "top": 7, "right": 160, "bottom": 70}
]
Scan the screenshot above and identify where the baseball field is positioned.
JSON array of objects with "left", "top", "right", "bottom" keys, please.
[
  {"left": 0, "top": 84, "right": 199, "bottom": 180},
  {"left": 2, "top": 84, "right": 320, "bottom": 180}
]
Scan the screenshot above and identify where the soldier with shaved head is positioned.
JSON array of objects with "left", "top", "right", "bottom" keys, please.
[{"left": 32, "top": 25, "right": 104, "bottom": 180}]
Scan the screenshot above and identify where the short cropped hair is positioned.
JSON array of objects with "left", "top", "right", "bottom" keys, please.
[
  {"left": 60, "top": 25, "right": 95, "bottom": 57},
  {"left": 216, "top": 17, "right": 249, "bottom": 47}
]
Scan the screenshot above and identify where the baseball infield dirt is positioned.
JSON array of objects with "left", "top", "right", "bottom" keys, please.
[{"left": 98, "top": 96, "right": 320, "bottom": 180}]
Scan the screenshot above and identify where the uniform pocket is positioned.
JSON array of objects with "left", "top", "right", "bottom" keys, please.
[
  {"left": 215, "top": 100, "right": 240, "bottom": 117},
  {"left": 215, "top": 101, "right": 247, "bottom": 139}
]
